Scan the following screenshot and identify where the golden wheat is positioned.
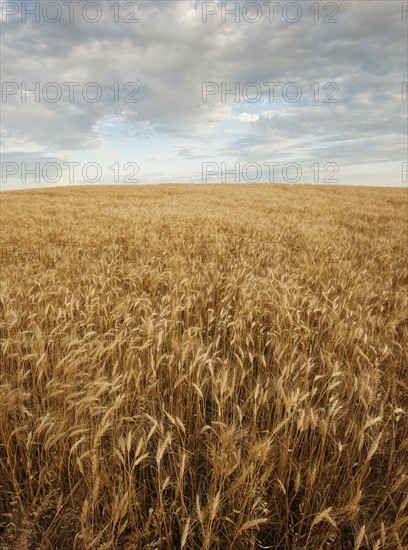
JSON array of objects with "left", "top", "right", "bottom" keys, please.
[{"left": 0, "top": 184, "right": 407, "bottom": 549}]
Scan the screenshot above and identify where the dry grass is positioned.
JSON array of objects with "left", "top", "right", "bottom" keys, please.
[{"left": 0, "top": 183, "right": 407, "bottom": 549}]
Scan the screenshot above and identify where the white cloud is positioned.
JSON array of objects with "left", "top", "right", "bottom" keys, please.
[{"left": 1, "top": 0, "right": 406, "bottom": 188}]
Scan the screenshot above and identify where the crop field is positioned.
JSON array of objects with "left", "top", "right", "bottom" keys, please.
[{"left": 0, "top": 184, "right": 407, "bottom": 549}]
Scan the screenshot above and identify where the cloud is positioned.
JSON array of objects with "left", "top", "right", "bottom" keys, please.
[{"left": 1, "top": 0, "right": 406, "bottom": 188}]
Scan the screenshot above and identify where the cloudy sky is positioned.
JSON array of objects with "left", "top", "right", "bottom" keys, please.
[{"left": 1, "top": 0, "right": 407, "bottom": 189}]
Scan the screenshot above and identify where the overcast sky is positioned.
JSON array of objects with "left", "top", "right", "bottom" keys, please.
[{"left": 1, "top": 0, "right": 407, "bottom": 189}]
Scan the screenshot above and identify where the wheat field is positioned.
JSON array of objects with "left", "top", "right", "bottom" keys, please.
[{"left": 0, "top": 184, "right": 407, "bottom": 549}]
